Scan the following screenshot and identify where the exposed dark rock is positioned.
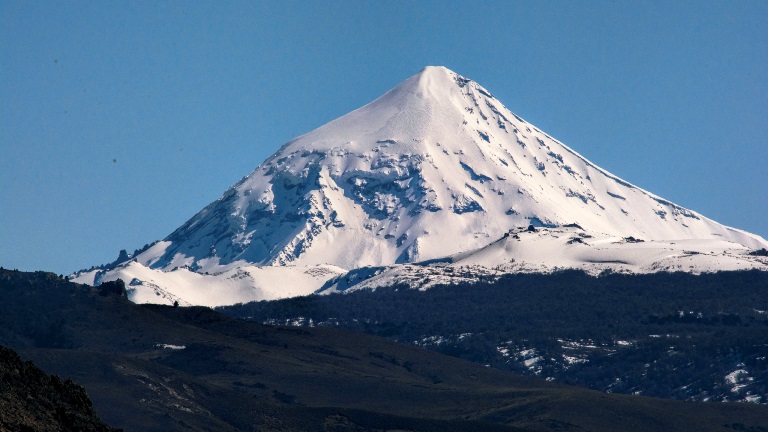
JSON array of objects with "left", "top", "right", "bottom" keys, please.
[{"left": 98, "top": 279, "right": 126, "bottom": 297}]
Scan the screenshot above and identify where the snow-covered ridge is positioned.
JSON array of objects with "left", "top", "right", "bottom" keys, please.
[
  {"left": 318, "top": 225, "right": 768, "bottom": 295},
  {"left": 72, "top": 66, "right": 768, "bottom": 306}
]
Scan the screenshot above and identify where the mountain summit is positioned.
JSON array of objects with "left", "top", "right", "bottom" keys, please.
[{"left": 73, "top": 66, "right": 768, "bottom": 305}]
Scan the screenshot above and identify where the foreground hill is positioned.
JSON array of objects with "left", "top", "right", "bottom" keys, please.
[
  {"left": 0, "top": 344, "right": 119, "bottom": 432},
  {"left": 2, "top": 268, "right": 766, "bottom": 431}
]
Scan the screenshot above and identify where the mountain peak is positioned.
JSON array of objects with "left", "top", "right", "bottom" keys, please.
[
  {"left": 389, "top": 65, "right": 482, "bottom": 103},
  {"left": 408, "top": 65, "right": 454, "bottom": 82},
  {"left": 421, "top": 65, "right": 451, "bottom": 73},
  {"left": 408, "top": 65, "right": 456, "bottom": 89}
]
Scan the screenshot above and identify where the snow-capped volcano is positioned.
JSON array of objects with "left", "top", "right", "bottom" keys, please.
[
  {"left": 156, "top": 66, "right": 764, "bottom": 268},
  {"left": 73, "top": 66, "right": 768, "bottom": 306}
]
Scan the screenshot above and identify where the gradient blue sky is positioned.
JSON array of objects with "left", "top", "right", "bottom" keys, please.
[{"left": 2, "top": 1, "right": 766, "bottom": 274}]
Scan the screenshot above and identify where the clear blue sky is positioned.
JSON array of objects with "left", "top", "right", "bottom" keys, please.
[{"left": 2, "top": 1, "right": 766, "bottom": 274}]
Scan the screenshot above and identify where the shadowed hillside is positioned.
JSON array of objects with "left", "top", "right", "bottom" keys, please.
[
  {"left": 1, "top": 268, "right": 767, "bottom": 431},
  {"left": 0, "top": 344, "right": 119, "bottom": 432}
]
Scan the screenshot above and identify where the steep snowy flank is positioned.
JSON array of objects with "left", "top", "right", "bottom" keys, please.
[{"left": 73, "top": 66, "right": 767, "bottom": 306}]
